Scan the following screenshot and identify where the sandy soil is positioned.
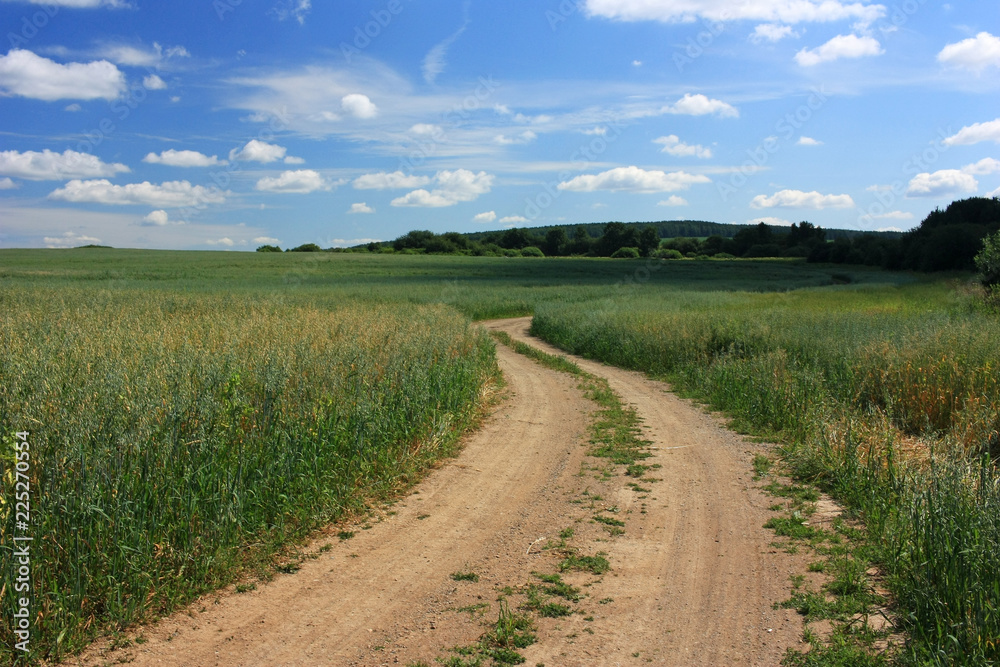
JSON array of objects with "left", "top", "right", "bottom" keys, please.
[{"left": 61, "top": 317, "right": 813, "bottom": 667}]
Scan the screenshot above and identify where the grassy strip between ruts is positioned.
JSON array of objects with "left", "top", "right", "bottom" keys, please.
[{"left": 412, "top": 331, "right": 653, "bottom": 666}]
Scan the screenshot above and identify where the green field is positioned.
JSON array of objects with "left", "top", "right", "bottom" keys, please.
[{"left": 1, "top": 249, "right": 997, "bottom": 665}]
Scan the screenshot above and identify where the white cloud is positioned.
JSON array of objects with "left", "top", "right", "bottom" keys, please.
[
  {"left": 795, "top": 34, "right": 883, "bottom": 66},
  {"left": 391, "top": 169, "right": 494, "bottom": 207},
  {"left": 750, "top": 189, "right": 855, "bottom": 208},
  {"left": 410, "top": 123, "right": 443, "bottom": 138},
  {"left": 254, "top": 170, "right": 327, "bottom": 194},
  {"left": 494, "top": 130, "right": 538, "bottom": 145},
  {"left": 749, "top": 216, "right": 793, "bottom": 226},
  {"left": 341, "top": 93, "right": 378, "bottom": 119},
  {"left": 229, "top": 140, "right": 299, "bottom": 164},
  {"left": 141, "top": 210, "right": 171, "bottom": 226},
  {"left": 143, "top": 74, "right": 167, "bottom": 90},
  {"left": 353, "top": 171, "right": 433, "bottom": 190},
  {"left": 0, "top": 149, "right": 130, "bottom": 180},
  {"left": 751, "top": 24, "right": 798, "bottom": 43},
  {"left": 348, "top": 202, "right": 374, "bottom": 214},
  {"left": 658, "top": 195, "right": 689, "bottom": 206},
  {"left": 662, "top": 93, "right": 738, "bottom": 118},
  {"left": 473, "top": 211, "right": 497, "bottom": 223},
  {"left": 962, "top": 157, "right": 1000, "bottom": 176},
  {"left": 48, "top": 179, "right": 227, "bottom": 207},
  {"left": 271, "top": 0, "right": 311, "bottom": 24},
  {"left": 283, "top": 156, "right": 306, "bottom": 165},
  {"left": 206, "top": 237, "right": 235, "bottom": 247},
  {"left": 96, "top": 44, "right": 160, "bottom": 67},
  {"left": 654, "top": 135, "right": 712, "bottom": 158},
  {"left": 0, "top": 177, "right": 18, "bottom": 190},
  {"left": 583, "top": 0, "right": 886, "bottom": 25},
  {"left": 143, "top": 150, "right": 226, "bottom": 168},
  {"left": 422, "top": 10, "right": 469, "bottom": 84},
  {"left": 943, "top": 119, "right": 1000, "bottom": 146},
  {"left": 582, "top": 126, "right": 608, "bottom": 136},
  {"left": 43, "top": 231, "right": 103, "bottom": 248},
  {"left": 254, "top": 236, "right": 281, "bottom": 244},
  {"left": 500, "top": 215, "right": 529, "bottom": 224},
  {"left": 905, "top": 170, "right": 978, "bottom": 197},
  {"left": 557, "top": 166, "right": 710, "bottom": 194},
  {"left": 870, "top": 211, "right": 913, "bottom": 220},
  {"left": 938, "top": 32, "right": 1000, "bottom": 71},
  {"left": 64, "top": 103, "right": 82, "bottom": 112},
  {"left": 797, "top": 136, "right": 823, "bottom": 146},
  {"left": 632, "top": 59, "right": 643, "bottom": 66},
  {"left": 0, "top": 49, "right": 125, "bottom": 101},
  {"left": 989, "top": 186, "right": 1000, "bottom": 198}
]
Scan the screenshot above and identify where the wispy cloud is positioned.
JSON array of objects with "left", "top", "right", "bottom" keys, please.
[{"left": 422, "top": 2, "right": 471, "bottom": 84}]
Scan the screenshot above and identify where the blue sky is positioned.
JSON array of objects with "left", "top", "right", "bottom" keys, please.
[{"left": 0, "top": 0, "right": 998, "bottom": 249}]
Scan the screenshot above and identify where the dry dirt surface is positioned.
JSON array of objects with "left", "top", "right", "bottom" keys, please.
[{"left": 61, "top": 317, "right": 814, "bottom": 667}]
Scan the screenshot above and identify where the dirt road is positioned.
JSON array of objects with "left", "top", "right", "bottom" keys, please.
[{"left": 64, "top": 317, "right": 809, "bottom": 667}]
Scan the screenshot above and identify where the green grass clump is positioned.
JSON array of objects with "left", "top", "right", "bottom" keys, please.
[{"left": 0, "top": 287, "right": 497, "bottom": 663}]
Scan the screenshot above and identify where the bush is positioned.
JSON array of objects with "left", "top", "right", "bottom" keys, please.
[
  {"left": 288, "top": 243, "right": 322, "bottom": 252},
  {"left": 255, "top": 244, "right": 282, "bottom": 253},
  {"left": 654, "top": 249, "right": 684, "bottom": 260},
  {"left": 610, "top": 246, "right": 640, "bottom": 259},
  {"left": 520, "top": 246, "right": 544, "bottom": 257}
]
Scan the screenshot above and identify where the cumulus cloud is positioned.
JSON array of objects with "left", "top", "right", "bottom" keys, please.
[
  {"left": 473, "top": 211, "right": 497, "bottom": 223},
  {"left": 254, "top": 236, "right": 281, "bottom": 245},
  {"left": 143, "top": 150, "right": 226, "bottom": 168},
  {"left": 583, "top": 0, "right": 886, "bottom": 25},
  {"left": 797, "top": 136, "right": 823, "bottom": 146},
  {"left": 0, "top": 49, "right": 125, "bottom": 101},
  {"left": 341, "top": 93, "right": 378, "bottom": 119},
  {"left": 206, "top": 237, "right": 235, "bottom": 247},
  {"left": 963, "top": 157, "right": 1000, "bottom": 175},
  {"left": 557, "top": 166, "right": 710, "bottom": 194},
  {"left": 0, "top": 149, "right": 130, "bottom": 180},
  {"left": 142, "top": 74, "right": 167, "bottom": 90},
  {"left": 658, "top": 195, "right": 689, "bottom": 206},
  {"left": 348, "top": 202, "right": 374, "bottom": 214},
  {"left": 141, "top": 210, "right": 172, "bottom": 226},
  {"left": 938, "top": 32, "right": 1000, "bottom": 71},
  {"left": 48, "top": 179, "right": 227, "bottom": 207},
  {"left": 795, "top": 34, "right": 883, "bottom": 66},
  {"left": 0, "top": 177, "right": 18, "bottom": 189},
  {"left": 229, "top": 140, "right": 301, "bottom": 164},
  {"left": 662, "top": 93, "right": 738, "bottom": 118},
  {"left": 750, "top": 189, "right": 855, "bottom": 209},
  {"left": 654, "top": 135, "right": 712, "bottom": 158},
  {"left": 906, "top": 170, "right": 978, "bottom": 197},
  {"left": 255, "top": 170, "right": 327, "bottom": 194},
  {"left": 751, "top": 24, "right": 798, "bottom": 43},
  {"left": 43, "top": 231, "right": 103, "bottom": 249},
  {"left": 391, "top": 169, "right": 494, "bottom": 207},
  {"left": 500, "top": 215, "right": 528, "bottom": 224},
  {"left": 353, "top": 171, "right": 432, "bottom": 190},
  {"left": 943, "top": 119, "right": 1000, "bottom": 146}
]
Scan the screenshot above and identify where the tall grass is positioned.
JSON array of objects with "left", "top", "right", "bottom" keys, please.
[
  {"left": 0, "top": 286, "right": 496, "bottom": 664},
  {"left": 531, "top": 282, "right": 1000, "bottom": 664}
]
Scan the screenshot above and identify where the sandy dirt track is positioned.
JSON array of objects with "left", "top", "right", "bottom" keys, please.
[{"left": 62, "top": 317, "right": 810, "bottom": 667}]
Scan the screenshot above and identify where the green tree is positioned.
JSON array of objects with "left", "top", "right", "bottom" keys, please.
[
  {"left": 976, "top": 229, "right": 1000, "bottom": 286},
  {"left": 255, "top": 244, "right": 282, "bottom": 252},
  {"left": 543, "top": 228, "right": 568, "bottom": 256},
  {"left": 637, "top": 226, "right": 660, "bottom": 257}
]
